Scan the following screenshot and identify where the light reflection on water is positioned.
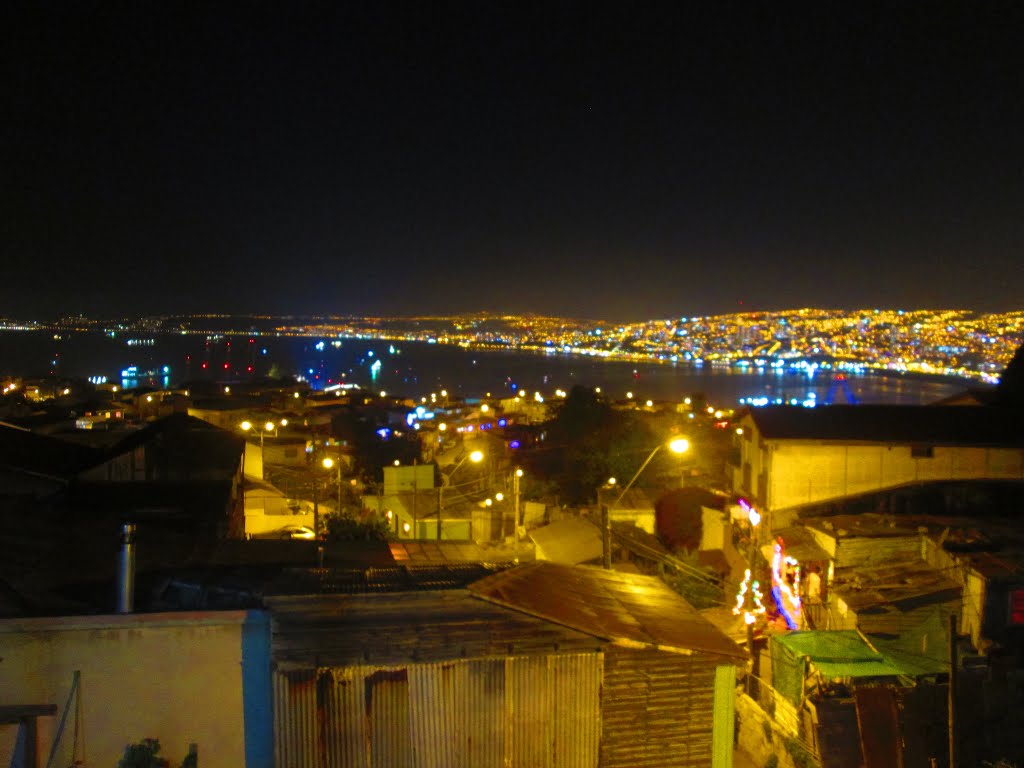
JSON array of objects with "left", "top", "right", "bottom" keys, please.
[{"left": 0, "top": 331, "right": 976, "bottom": 406}]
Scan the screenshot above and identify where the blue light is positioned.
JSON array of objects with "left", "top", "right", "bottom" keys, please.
[
  {"left": 498, "top": 418, "right": 507, "bottom": 427},
  {"left": 509, "top": 440, "right": 521, "bottom": 449},
  {"left": 376, "top": 428, "right": 390, "bottom": 439}
]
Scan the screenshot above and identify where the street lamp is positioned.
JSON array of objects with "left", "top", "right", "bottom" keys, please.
[
  {"left": 436, "top": 449, "right": 484, "bottom": 540},
  {"left": 322, "top": 457, "right": 341, "bottom": 515},
  {"left": 240, "top": 419, "right": 281, "bottom": 480},
  {"left": 602, "top": 438, "right": 690, "bottom": 569}
]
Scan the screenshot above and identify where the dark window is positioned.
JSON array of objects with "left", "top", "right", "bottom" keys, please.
[
  {"left": 284, "top": 448, "right": 298, "bottom": 459},
  {"left": 911, "top": 446, "right": 935, "bottom": 459}
]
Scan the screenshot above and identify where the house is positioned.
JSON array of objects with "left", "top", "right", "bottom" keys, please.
[
  {"left": 0, "top": 610, "right": 272, "bottom": 767},
  {"left": 0, "top": 423, "right": 101, "bottom": 498},
  {"left": 270, "top": 562, "right": 745, "bottom": 768},
  {"left": 732, "top": 405, "right": 1024, "bottom": 530}
]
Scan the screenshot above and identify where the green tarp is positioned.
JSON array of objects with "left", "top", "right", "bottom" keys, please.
[{"left": 770, "top": 630, "right": 914, "bottom": 706}]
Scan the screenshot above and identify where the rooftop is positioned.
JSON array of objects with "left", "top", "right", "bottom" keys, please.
[
  {"left": 470, "top": 562, "right": 745, "bottom": 659},
  {"left": 747, "top": 405, "right": 1024, "bottom": 446}
]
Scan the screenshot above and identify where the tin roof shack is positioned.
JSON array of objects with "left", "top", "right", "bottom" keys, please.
[
  {"left": 732, "top": 405, "right": 1024, "bottom": 529},
  {"left": 269, "top": 562, "right": 745, "bottom": 768},
  {"left": 827, "top": 560, "right": 961, "bottom": 665},
  {"left": 770, "top": 630, "right": 940, "bottom": 768},
  {"left": 800, "top": 513, "right": 926, "bottom": 570}
]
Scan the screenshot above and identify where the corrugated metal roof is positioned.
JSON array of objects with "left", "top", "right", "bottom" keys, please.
[
  {"left": 268, "top": 589, "right": 605, "bottom": 667},
  {"left": 263, "top": 563, "right": 504, "bottom": 595},
  {"left": 748, "top": 405, "right": 1024, "bottom": 446},
  {"left": 831, "top": 560, "right": 961, "bottom": 613},
  {"left": 469, "top": 562, "right": 746, "bottom": 659},
  {"left": 388, "top": 540, "right": 526, "bottom": 565}
]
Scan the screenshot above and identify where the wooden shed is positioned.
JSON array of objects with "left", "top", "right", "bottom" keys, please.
[{"left": 269, "top": 562, "right": 745, "bottom": 768}]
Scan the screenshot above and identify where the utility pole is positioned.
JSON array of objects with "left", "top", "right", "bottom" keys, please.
[
  {"left": 949, "top": 614, "right": 957, "bottom": 768},
  {"left": 601, "top": 503, "right": 612, "bottom": 569},
  {"left": 513, "top": 468, "right": 522, "bottom": 564}
]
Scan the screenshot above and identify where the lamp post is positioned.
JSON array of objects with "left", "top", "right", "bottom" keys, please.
[
  {"left": 241, "top": 419, "right": 285, "bottom": 479},
  {"left": 513, "top": 468, "right": 523, "bottom": 564},
  {"left": 437, "top": 449, "right": 484, "bottom": 540},
  {"left": 321, "top": 457, "right": 341, "bottom": 515},
  {"left": 601, "top": 438, "right": 690, "bottom": 569}
]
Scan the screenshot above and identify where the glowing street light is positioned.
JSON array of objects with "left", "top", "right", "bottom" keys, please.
[
  {"left": 240, "top": 419, "right": 282, "bottom": 479},
  {"left": 436, "top": 449, "right": 484, "bottom": 540},
  {"left": 602, "top": 438, "right": 691, "bottom": 569}
]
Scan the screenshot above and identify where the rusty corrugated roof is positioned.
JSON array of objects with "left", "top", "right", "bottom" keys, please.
[{"left": 469, "top": 562, "right": 745, "bottom": 659}]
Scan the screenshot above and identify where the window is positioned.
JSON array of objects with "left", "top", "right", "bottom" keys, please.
[
  {"left": 911, "top": 445, "right": 935, "bottom": 459},
  {"left": 284, "top": 448, "right": 298, "bottom": 459}
]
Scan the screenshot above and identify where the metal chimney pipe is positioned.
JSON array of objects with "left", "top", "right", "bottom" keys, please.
[{"left": 117, "top": 523, "right": 136, "bottom": 613}]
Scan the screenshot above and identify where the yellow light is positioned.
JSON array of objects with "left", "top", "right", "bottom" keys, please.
[
  {"left": 224, "top": 386, "right": 230, "bottom": 394},
  {"left": 441, "top": 390, "right": 447, "bottom": 397},
  {"left": 63, "top": 388, "right": 71, "bottom": 395},
  {"left": 146, "top": 395, "right": 153, "bottom": 402},
  {"left": 595, "top": 387, "right": 601, "bottom": 393},
  {"left": 280, "top": 418, "right": 288, "bottom": 427},
  {"left": 293, "top": 392, "right": 300, "bottom": 399},
  {"left": 626, "top": 391, "right": 633, "bottom": 399},
  {"left": 715, "top": 410, "right": 723, "bottom": 419},
  {"left": 645, "top": 400, "right": 653, "bottom": 407},
  {"left": 735, "top": 427, "right": 744, "bottom": 435},
  {"left": 240, "top": 421, "right": 253, "bottom": 431},
  {"left": 402, "top": 522, "right": 411, "bottom": 533},
  {"left": 386, "top": 510, "right": 393, "bottom": 520},
  {"left": 495, "top": 492, "right": 504, "bottom": 501},
  {"left": 264, "top": 421, "right": 276, "bottom": 432},
  {"left": 112, "top": 386, "right": 118, "bottom": 392},
  {"left": 438, "top": 423, "right": 447, "bottom": 431},
  {"left": 668, "top": 438, "right": 690, "bottom": 454},
  {"left": 485, "top": 498, "right": 493, "bottom": 507},
  {"left": 684, "top": 397, "right": 691, "bottom": 405},
  {"left": 380, "top": 391, "right": 387, "bottom": 397},
  {"left": 481, "top": 404, "right": 489, "bottom": 412},
  {"left": 607, "top": 477, "right": 617, "bottom": 486},
  {"left": 469, "top": 450, "right": 484, "bottom": 463},
  {"left": 394, "top": 460, "right": 400, "bottom": 466},
  {"left": 515, "top": 468, "right": 524, "bottom": 477},
  {"left": 322, "top": 457, "right": 334, "bottom": 470}
]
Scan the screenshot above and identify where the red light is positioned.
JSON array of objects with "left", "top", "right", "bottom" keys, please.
[
  {"left": 223, "top": 363, "right": 229, "bottom": 369},
  {"left": 247, "top": 366, "right": 253, "bottom": 372},
  {"left": 201, "top": 362, "right": 208, "bottom": 369}
]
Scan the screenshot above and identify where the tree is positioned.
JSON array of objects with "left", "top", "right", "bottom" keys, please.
[
  {"left": 996, "top": 341, "right": 1024, "bottom": 407},
  {"left": 520, "top": 385, "right": 675, "bottom": 506}
]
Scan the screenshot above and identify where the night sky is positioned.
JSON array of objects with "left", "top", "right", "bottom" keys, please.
[{"left": 3, "top": 4, "right": 1022, "bottom": 320}]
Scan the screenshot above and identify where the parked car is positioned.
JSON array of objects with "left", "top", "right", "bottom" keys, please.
[{"left": 278, "top": 525, "right": 316, "bottom": 540}]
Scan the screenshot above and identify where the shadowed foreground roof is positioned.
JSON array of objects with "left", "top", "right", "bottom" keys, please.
[{"left": 469, "top": 562, "right": 745, "bottom": 659}]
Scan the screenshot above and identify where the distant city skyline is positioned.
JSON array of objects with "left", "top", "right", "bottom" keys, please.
[{"left": 4, "top": 6, "right": 1022, "bottom": 320}]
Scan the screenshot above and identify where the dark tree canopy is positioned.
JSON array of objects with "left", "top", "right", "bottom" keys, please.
[
  {"left": 996, "top": 341, "right": 1024, "bottom": 406},
  {"left": 521, "top": 385, "right": 681, "bottom": 506}
]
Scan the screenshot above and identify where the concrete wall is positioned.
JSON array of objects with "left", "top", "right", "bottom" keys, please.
[
  {"left": 0, "top": 611, "right": 272, "bottom": 768},
  {"left": 767, "top": 443, "right": 1024, "bottom": 515}
]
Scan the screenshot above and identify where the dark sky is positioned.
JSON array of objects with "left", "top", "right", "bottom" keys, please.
[{"left": 3, "top": 3, "right": 1022, "bottom": 320}]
